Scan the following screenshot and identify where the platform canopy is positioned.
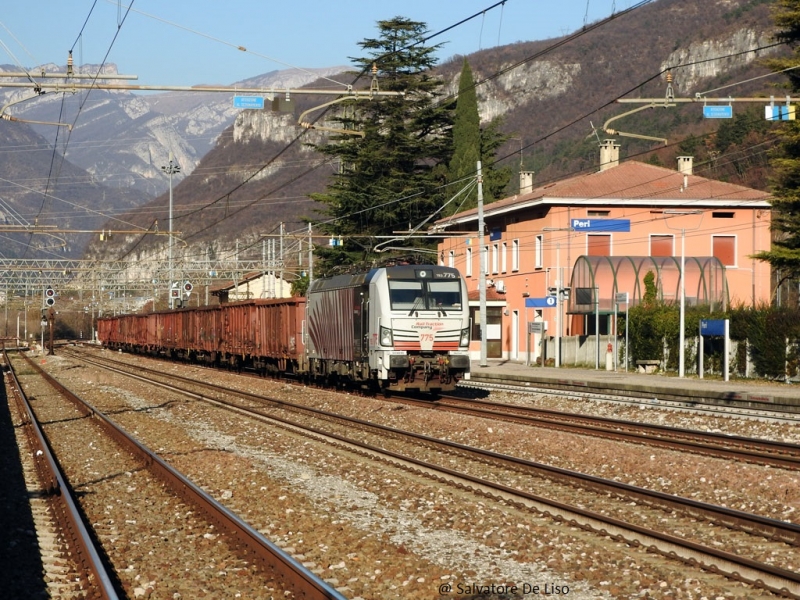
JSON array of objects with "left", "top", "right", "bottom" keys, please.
[{"left": 567, "top": 255, "right": 728, "bottom": 314}]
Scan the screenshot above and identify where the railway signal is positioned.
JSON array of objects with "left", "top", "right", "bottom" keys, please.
[{"left": 45, "top": 286, "right": 56, "bottom": 306}]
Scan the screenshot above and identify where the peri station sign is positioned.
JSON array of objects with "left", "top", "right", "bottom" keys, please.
[{"left": 570, "top": 218, "right": 630, "bottom": 233}]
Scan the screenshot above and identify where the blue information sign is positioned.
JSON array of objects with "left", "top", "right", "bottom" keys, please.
[
  {"left": 703, "top": 105, "right": 733, "bottom": 119},
  {"left": 700, "top": 319, "right": 726, "bottom": 336},
  {"left": 525, "top": 296, "right": 557, "bottom": 308},
  {"left": 571, "top": 218, "right": 630, "bottom": 233},
  {"left": 233, "top": 96, "right": 265, "bottom": 109}
]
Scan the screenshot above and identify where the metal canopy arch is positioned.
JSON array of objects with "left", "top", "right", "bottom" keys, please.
[{"left": 567, "top": 255, "right": 728, "bottom": 315}]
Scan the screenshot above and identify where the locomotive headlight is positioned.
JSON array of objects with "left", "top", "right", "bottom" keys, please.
[
  {"left": 380, "top": 326, "right": 393, "bottom": 346},
  {"left": 460, "top": 327, "right": 470, "bottom": 347}
]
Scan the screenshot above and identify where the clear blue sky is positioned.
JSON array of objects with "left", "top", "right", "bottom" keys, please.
[{"left": 1, "top": 0, "right": 632, "bottom": 87}]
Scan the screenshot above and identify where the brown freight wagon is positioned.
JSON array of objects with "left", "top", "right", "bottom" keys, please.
[{"left": 97, "top": 298, "right": 307, "bottom": 376}]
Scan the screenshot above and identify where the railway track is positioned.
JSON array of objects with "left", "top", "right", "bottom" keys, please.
[
  {"left": 426, "top": 393, "right": 800, "bottom": 470},
  {"left": 3, "top": 351, "right": 120, "bottom": 599},
  {"left": 459, "top": 378, "right": 800, "bottom": 422},
  {"left": 5, "top": 350, "right": 346, "bottom": 600},
  {"left": 62, "top": 347, "right": 800, "bottom": 598}
]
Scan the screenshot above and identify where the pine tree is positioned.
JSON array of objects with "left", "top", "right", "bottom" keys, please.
[
  {"left": 307, "top": 17, "right": 454, "bottom": 276},
  {"left": 755, "top": 0, "right": 800, "bottom": 292}
]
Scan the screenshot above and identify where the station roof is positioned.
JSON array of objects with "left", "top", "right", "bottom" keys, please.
[{"left": 433, "top": 161, "right": 772, "bottom": 230}]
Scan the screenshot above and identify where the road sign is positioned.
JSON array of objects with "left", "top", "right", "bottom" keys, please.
[
  {"left": 233, "top": 96, "right": 265, "bottom": 109},
  {"left": 525, "top": 296, "right": 557, "bottom": 308},
  {"left": 615, "top": 292, "right": 629, "bottom": 304},
  {"left": 703, "top": 105, "right": 732, "bottom": 119},
  {"left": 528, "top": 322, "right": 547, "bottom": 333}
]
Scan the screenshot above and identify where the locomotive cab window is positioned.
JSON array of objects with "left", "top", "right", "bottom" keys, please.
[
  {"left": 388, "top": 280, "right": 424, "bottom": 310},
  {"left": 388, "top": 278, "right": 463, "bottom": 311},
  {"left": 427, "top": 280, "right": 462, "bottom": 309}
]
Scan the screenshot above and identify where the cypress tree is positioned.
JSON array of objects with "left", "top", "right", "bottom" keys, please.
[
  {"left": 443, "top": 59, "right": 512, "bottom": 216},
  {"left": 444, "top": 59, "right": 481, "bottom": 216}
]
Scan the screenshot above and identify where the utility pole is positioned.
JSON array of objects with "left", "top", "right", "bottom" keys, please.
[
  {"left": 477, "top": 161, "right": 487, "bottom": 368},
  {"left": 162, "top": 154, "right": 180, "bottom": 309},
  {"left": 279, "top": 222, "right": 284, "bottom": 298},
  {"left": 308, "top": 223, "right": 313, "bottom": 285}
]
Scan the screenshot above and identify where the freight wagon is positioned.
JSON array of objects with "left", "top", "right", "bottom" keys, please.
[{"left": 98, "top": 297, "right": 306, "bottom": 376}]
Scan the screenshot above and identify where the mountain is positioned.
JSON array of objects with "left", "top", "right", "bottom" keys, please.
[
  {"left": 0, "top": 64, "right": 350, "bottom": 195},
  {"left": 0, "top": 64, "right": 348, "bottom": 259},
  {"left": 0, "top": 118, "right": 150, "bottom": 259},
  {"left": 0, "top": 0, "right": 788, "bottom": 270}
]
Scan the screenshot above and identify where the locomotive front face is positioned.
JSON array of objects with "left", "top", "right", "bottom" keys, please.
[{"left": 369, "top": 266, "right": 470, "bottom": 392}]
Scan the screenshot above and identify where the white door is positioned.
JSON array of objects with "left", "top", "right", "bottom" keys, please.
[{"left": 511, "top": 310, "right": 519, "bottom": 360}]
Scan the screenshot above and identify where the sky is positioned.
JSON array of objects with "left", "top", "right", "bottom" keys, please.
[{"left": 0, "top": 0, "right": 635, "bottom": 88}]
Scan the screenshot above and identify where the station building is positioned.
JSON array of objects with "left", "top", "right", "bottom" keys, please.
[{"left": 433, "top": 140, "right": 772, "bottom": 362}]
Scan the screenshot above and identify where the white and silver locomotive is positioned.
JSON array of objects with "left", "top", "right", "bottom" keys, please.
[{"left": 305, "top": 265, "right": 471, "bottom": 394}]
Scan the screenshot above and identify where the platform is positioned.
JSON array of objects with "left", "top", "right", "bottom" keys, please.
[{"left": 464, "top": 360, "right": 800, "bottom": 413}]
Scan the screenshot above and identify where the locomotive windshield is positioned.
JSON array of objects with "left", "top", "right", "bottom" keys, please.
[{"left": 388, "top": 279, "right": 462, "bottom": 311}]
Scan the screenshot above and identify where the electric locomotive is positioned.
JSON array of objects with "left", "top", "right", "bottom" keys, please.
[{"left": 305, "top": 264, "right": 471, "bottom": 394}]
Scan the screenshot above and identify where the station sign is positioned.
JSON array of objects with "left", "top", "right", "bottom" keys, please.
[
  {"left": 571, "top": 218, "right": 630, "bottom": 232},
  {"left": 233, "top": 96, "right": 265, "bottom": 109},
  {"left": 703, "top": 105, "right": 733, "bottom": 119},
  {"left": 528, "top": 322, "right": 546, "bottom": 333},
  {"left": 525, "top": 296, "right": 557, "bottom": 308},
  {"left": 700, "top": 319, "right": 726, "bottom": 336},
  {"left": 765, "top": 105, "right": 796, "bottom": 121}
]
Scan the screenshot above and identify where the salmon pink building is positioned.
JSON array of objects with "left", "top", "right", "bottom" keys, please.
[{"left": 433, "top": 141, "right": 772, "bottom": 361}]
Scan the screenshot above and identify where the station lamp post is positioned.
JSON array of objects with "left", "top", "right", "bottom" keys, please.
[
  {"left": 161, "top": 154, "right": 181, "bottom": 309},
  {"left": 664, "top": 210, "right": 704, "bottom": 378}
]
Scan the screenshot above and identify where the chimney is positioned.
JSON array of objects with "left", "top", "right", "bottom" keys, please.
[
  {"left": 519, "top": 170, "right": 535, "bottom": 194},
  {"left": 677, "top": 156, "right": 693, "bottom": 175},
  {"left": 599, "top": 139, "right": 620, "bottom": 171}
]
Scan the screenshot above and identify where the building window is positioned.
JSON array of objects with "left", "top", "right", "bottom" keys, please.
[
  {"left": 512, "top": 239, "right": 520, "bottom": 271},
  {"left": 482, "top": 245, "right": 489, "bottom": 274},
  {"left": 712, "top": 212, "right": 734, "bottom": 219},
  {"left": 492, "top": 243, "right": 499, "bottom": 274},
  {"left": 650, "top": 234, "right": 674, "bottom": 257},
  {"left": 587, "top": 234, "right": 611, "bottom": 256},
  {"left": 535, "top": 234, "right": 543, "bottom": 269},
  {"left": 466, "top": 247, "right": 473, "bottom": 277},
  {"left": 501, "top": 242, "right": 507, "bottom": 273},
  {"left": 587, "top": 210, "right": 610, "bottom": 217},
  {"left": 448, "top": 250, "right": 455, "bottom": 268},
  {"left": 712, "top": 235, "right": 736, "bottom": 267}
]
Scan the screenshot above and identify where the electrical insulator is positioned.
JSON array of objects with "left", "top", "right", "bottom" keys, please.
[
  {"left": 665, "top": 70, "right": 674, "bottom": 104},
  {"left": 67, "top": 51, "right": 73, "bottom": 77}
]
